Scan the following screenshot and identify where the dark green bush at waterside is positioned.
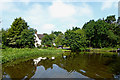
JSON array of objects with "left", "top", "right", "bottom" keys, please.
[{"left": 2, "top": 48, "right": 63, "bottom": 64}]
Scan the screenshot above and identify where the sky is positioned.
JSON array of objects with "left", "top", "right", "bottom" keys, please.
[{"left": 0, "top": 0, "right": 119, "bottom": 34}]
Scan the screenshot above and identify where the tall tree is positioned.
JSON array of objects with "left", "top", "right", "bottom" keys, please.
[
  {"left": 6, "top": 17, "right": 35, "bottom": 48},
  {"left": 8, "top": 17, "right": 29, "bottom": 37}
]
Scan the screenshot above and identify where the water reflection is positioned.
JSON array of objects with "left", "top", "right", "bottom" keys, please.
[
  {"left": 2, "top": 52, "right": 120, "bottom": 79},
  {"left": 33, "top": 57, "right": 47, "bottom": 65},
  {"left": 2, "top": 59, "right": 36, "bottom": 80}
]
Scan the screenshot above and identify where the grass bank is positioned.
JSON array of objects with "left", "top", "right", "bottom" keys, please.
[
  {"left": 65, "top": 47, "right": 118, "bottom": 52},
  {"left": 1, "top": 48, "right": 63, "bottom": 64},
  {"left": 89, "top": 48, "right": 118, "bottom": 52}
]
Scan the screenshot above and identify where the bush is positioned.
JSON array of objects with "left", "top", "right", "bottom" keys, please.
[{"left": 47, "top": 47, "right": 56, "bottom": 50}]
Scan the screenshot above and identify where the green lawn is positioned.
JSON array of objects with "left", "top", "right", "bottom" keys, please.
[{"left": 1, "top": 48, "right": 63, "bottom": 64}]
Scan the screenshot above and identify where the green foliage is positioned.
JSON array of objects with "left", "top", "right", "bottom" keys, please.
[
  {"left": 0, "top": 30, "right": 1, "bottom": 43},
  {"left": 105, "top": 15, "right": 116, "bottom": 24},
  {"left": 8, "top": 17, "right": 29, "bottom": 37},
  {"left": 43, "top": 33, "right": 48, "bottom": 35},
  {"left": 83, "top": 15, "right": 120, "bottom": 48},
  {"left": 63, "top": 28, "right": 88, "bottom": 51},
  {"left": 47, "top": 47, "right": 56, "bottom": 50},
  {"left": 54, "top": 33, "right": 64, "bottom": 47},
  {"left": 117, "top": 17, "right": 120, "bottom": 23},
  {"left": 41, "top": 33, "right": 56, "bottom": 47},
  {"left": 1, "top": 28, "right": 9, "bottom": 49},
  {"left": 2, "top": 15, "right": 120, "bottom": 51},
  {"left": 72, "top": 27, "right": 80, "bottom": 31},
  {"left": 52, "top": 31, "right": 62, "bottom": 36},
  {"left": 16, "top": 28, "right": 35, "bottom": 48},
  {"left": 2, "top": 17, "right": 35, "bottom": 48}
]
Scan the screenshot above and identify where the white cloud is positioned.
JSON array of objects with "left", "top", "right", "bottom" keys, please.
[
  {"left": 1, "top": 1, "right": 94, "bottom": 34},
  {"left": 0, "top": 0, "right": 13, "bottom": 2},
  {"left": 0, "top": 2, "right": 19, "bottom": 12},
  {"left": 101, "top": 1, "right": 113, "bottom": 10},
  {"left": 35, "top": 24, "right": 55, "bottom": 34},
  {"left": 24, "top": 4, "right": 45, "bottom": 26},
  {"left": 0, "top": 0, "right": 31, "bottom": 2},
  {"left": 49, "top": 1, "right": 76, "bottom": 18},
  {"left": 17, "top": 0, "right": 31, "bottom": 5},
  {"left": 76, "top": 3, "right": 93, "bottom": 17},
  {"left": 101, "top": 0, "right": 118, "bottom": 10}
]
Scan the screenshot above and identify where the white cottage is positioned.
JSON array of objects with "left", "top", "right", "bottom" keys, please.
[
  {"left": 34, "top": 32, "right": 44, "bottom": 47},
  {"left": 34, "top": 31, "right": 56, "bottom": 47}
]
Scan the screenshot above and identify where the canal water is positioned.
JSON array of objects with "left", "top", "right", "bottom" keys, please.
[{"left": 2, "top": 52, "right": 120, "bottom": 79}]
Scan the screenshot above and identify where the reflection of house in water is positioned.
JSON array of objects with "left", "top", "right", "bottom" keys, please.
[
  {"left": 33, "top": 57, "right": 47, "bottom": 65},
  {"left": 33, "top": 57, "right": 55, "bottom": 65},
  {"left": 33, "top": 57, "right": 56, "bottom": 70}
]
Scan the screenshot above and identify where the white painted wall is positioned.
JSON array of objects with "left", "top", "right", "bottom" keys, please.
[{"left": 35, "top": 34, "right": 42, "bottom": 47}]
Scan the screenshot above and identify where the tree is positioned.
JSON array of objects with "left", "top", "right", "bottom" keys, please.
[
  {"left": 82, "top": 20, "right": 96, "bottom": 47},
  {"left": 8, "top": 17, "right": 29, "bottom": 37},
  {"left": 83, "top": 15, "right": 119, "bottom": 48},
  {"left": 6, "top": 17, "right": 35, "bottom": 48},
  {"left": 1, "top": 28, "right": 9, "bottom": 48},
  {"left": 105, "top": 15, "right": 116, "bottom": 24},
  {"left": 72, "top": 27, "right": 80, "bottom": 31},
  {"left": 52, "top": 31, "right": 62, "bottom": 36},
  {"left": 16, "top": 28, "right": 35, "bottom": 48},
  {"left": 117, "top": 17, "right": 120, "bottom": 24},
  {"left": 63, "top": 28, "right": 88, "bottom": 51},
  {"left": 115, "top": 17, "right": 120, "bottom": 46},
  {"left": 41, "top": 33, "right": 56, "bottom": 47},
  {"left": 54, "top": 33, "right": 64, "bottom": 47}
]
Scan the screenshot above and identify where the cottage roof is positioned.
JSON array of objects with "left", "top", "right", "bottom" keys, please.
[{"left": 37, "top": 34, "right": 45, "bottom": 40}]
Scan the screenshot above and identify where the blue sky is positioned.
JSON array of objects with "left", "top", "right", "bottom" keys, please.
[{"left": 0, "top": 0, "right": 118, "bottom": 34}]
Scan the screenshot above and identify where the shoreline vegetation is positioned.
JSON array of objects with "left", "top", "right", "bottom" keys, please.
[
  {"left": 1, "top": 48, "right": 63, "bottom": 64},
  {"left": 1, "top": 47, "right": 119, "bottom": 64}
]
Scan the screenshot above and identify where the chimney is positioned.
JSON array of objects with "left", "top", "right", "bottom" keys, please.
[
  {"left": 35, "top": 31, "right": 37, "bottom": 34},
  {"left": 35, "top": 29, "right": 37, "bottom": 34}
]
